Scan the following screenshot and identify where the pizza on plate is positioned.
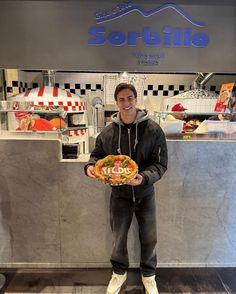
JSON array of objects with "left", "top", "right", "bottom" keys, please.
[{"left": 94, "top": 155, "right": 138, "bottom": 185}]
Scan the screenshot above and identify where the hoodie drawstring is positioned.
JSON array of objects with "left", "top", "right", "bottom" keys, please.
[
  {"left": 134, "top": 123, "right": 138, "bottom": 152},
  {"left": 111, "top": 109, "right": 147, "bottom": 155},
  {"left": 117, "top": 123, "right": 122, "bottom": 154}
]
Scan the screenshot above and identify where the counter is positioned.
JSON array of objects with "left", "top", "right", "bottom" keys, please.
[
  {"left": 165, "top": 132, "right": 236, "bottom": 141},
  {"left": 0, "top": 137, "right": 236, "bottom": 268}
]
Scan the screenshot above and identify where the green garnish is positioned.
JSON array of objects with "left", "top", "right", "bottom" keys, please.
[
  {"left": 104, "top": 160, "right": 114, "bottom": 167},
  {"left": 122, "top": 159, "right": 129, "bottom": 168}
]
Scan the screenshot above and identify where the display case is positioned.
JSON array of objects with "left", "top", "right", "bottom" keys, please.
[
  {"left": 154, "top": 111, "right": 236, "bottom": 141},
  {"left": 0, "top": 100, "right": 89, "bottom": 159}
]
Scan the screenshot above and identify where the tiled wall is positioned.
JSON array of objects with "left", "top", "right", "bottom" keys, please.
[
  {"left": 5, "top": 70, "right": 236, "bottom": 117},
  {"left": 144, "top": 74, "right": 236, "bottom": 113},
  {"left": 7, "top": 71, "right": 104, "bottom": 97}
]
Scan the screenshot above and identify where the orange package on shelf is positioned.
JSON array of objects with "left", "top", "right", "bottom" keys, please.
[{"left": 214, "top": 82, "right": 235, "bottom": 112}]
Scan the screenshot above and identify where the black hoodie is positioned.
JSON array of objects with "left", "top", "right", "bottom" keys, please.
[{"left": 85, "top": 109, "right": 168, "bottom": 199}]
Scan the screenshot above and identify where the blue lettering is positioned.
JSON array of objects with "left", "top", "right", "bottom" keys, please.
[
  {"left": 108, "top": 32, "right": 126, "bottom": 46},
  {"left": 127, "top": 32, "right": 142, "bottom": 45},
  {"left": 143, "top": 27, "right": 161, "bottom": 46},
  {"left": 163, "top": 26, "right": 172, "bottom": 47},
  {"left": 88, "top": 27, "right": 105, "bottom": 45},
  {"left": 173, "top": 28, "right": 182, "bottom": 47},
  {"left": 88, "top": 26, "right": 209, "bottom": 48},
  {"left": 117, "top": 4, "right": 126, "bottom": 10},
  {"left": 95, "top": 13, "right": 102, "bottom": 19},
  {"left": 183, "top": 29, "right": 192, "bottom": 47},
  {"left": 139, "top": 60, "right": 159, "bottom": 65},
  {"left": 104, "top": 11, "right": 110, "bottom": 17},
  {"left": 191, "top": 33, "right": 209, "bottom": 47}
]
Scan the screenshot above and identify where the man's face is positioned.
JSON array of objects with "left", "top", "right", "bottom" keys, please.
[
  {"left": 173, "top": 113, "right": 186, "bottom": 120},
  {"left": 219, "top": 114, "right": 232, "bottom": 121},
  {"left": 116, "top": 88, "right": 137, "bottom": 118}
]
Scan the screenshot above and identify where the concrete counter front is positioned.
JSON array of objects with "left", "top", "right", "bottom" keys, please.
[{"left": 0, "top": 139, "right": 236, "bottom": 268}]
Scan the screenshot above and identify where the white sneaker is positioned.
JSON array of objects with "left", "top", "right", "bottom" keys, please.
[
  {"left": 106, "top": 272, "right": 127, "bottom": 294},
  {"left": 142, "top": 275, "right": 159, "bottom": 294}
]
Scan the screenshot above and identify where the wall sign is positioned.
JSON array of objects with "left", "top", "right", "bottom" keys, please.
[
  {"left": 88, "top": 2, "right": 209, "bottom": 67},
  {"left": 90, "top": 2, "right": 208, "bottom": 46},
  {"left": 0, "top": 0, "right": 235, "bottom": 72}
]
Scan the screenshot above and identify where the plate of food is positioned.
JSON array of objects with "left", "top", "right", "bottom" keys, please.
[{"left": 94, "top": 155, "right": 138, "bottom": 185}]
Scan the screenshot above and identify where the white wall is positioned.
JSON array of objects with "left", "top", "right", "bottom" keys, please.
[{"left": 5, "top": 70, "right": 236, "bottom": 117}]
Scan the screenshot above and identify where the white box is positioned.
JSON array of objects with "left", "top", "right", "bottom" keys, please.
[
  {"left": 228, "top": 122, "right": 236, "bottom": 134},
  {"left": 205, "top": 120, "right": 229, "bottom": 133},
  {"left": 160, "top": 121, "right": 184, "bottom": 134}
]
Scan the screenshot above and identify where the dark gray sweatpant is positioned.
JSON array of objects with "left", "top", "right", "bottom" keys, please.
[{"left": 109, "top": 190, "right": 157, "bottom": 277}]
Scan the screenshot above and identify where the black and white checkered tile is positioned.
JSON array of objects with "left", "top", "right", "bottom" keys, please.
[
  {"left": 144, "top": 84, "right": 189, "bottom": 97},
  {"left": 143, "top": 84, "right": 223, "bottom": 96},
  {"left": 6, "top": 82, "right": 103, "bottom": 96},
  {"left": 6, "top": 81, "right": 227, "bottom": 97}
]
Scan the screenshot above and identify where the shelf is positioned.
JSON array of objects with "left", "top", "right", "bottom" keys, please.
[
  {"left": 0, "top": 109, "right": 63, "bottom": 114},
  {"left": 155, "top": 111, "right": 236, "bottom": 115},
  {"left": 165, "top": 132, "right": 236, "bottom": 141},
  {"left": 0, "top": 110, "right": 86, "bottom": 114},
  {"left": 66, "top": 126, "right": 87, "bottom": 130},
  {"left": 66, "top": 111, "right": 85, "bottom": 114}
]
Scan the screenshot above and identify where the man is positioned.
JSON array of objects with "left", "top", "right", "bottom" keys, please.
[
  {"left": 15, "top": 111, "right": 56, "bottom": 131},
  {"left": 85, "top": 83, "right": 168, "bottom": 294},
  {"left": 208, "top": 110, "right": 236, "bottom": 121},
  {"left": 165, "top": 103, "right": 187, "bottom": 121}
]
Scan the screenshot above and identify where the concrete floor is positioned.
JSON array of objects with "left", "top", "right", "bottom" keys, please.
[{"left": 0, "top": 268, "right": 236, "bottom": 293}]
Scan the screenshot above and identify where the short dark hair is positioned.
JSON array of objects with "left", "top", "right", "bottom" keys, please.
[{"left": 114, "top": 83, "right": 137, "bottom": 101}]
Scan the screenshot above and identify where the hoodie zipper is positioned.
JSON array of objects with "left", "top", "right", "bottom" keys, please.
[
  {"left": 127, "top": 128, "right": 135, "bottom": 203},
  {"left": 158, "top": 146, "right": 161, "bottom": 162},
  {"left": 127, "top": 128, "right": 131, "bottom": 157}
]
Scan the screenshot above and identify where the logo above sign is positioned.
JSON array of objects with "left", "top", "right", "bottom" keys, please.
[
  {"left": 88, "top": 1, "right": 209, "bottom": 48},
  {"left": 95, "top": 2, "right": 205, "bottom": 27},
  {"left": 88, "top": 1, "right": 209, "bottom": 66}
]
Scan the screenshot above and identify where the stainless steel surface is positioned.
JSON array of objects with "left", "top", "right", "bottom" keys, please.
[
  {"left": 172, "top": 72, "right": 217, "bottom": 100},
  {"left": 171, "top": 88, "right": 217, "bottom": 100},
  {"left": 165, "top": 132, "right": 236, "bottom": 141},
  {"left": 42, "top": 70, "right": 56, "bottom": 87},
  {"left": 199, "top": 73, "right": 214, "bottom": 89},
  {"left": 193, "top": 72, "right": 205, "bottom": 89}
]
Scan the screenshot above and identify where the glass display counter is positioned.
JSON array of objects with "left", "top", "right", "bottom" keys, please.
[
  {"left": 154, "top": 111, "right": 236, "bottom": 141},
  {"left": 0, "top": 101, "right": 89, "bottom": 159}
]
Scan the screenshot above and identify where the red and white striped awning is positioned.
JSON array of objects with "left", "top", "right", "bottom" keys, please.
[
  {"left": 10, "top": 86, "right": 86, "bottom": 111},
  {"left": 68, "top": 129, "right": 87, "bottom": 137}
]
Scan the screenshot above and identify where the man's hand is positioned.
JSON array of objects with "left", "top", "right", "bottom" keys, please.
[
  {"left": 86, "top": 165, "right": 97, "bottom": 179},
  {"left": 128, "top": 173, "right": 143, "bottom": 186}
]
